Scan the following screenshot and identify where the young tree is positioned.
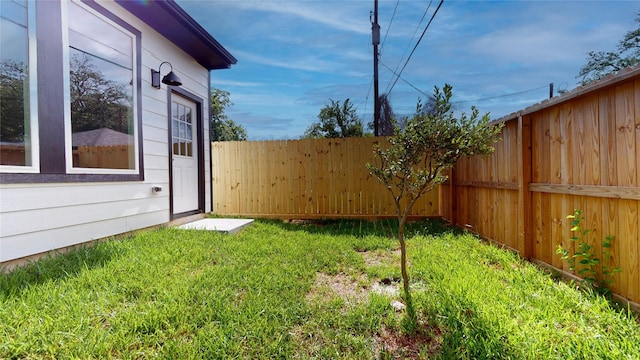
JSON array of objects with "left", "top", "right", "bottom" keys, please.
[
  {"left": 577, "top": 11, "right": 640, "bottom": 85},
  {"left": 367, "top": 84, "right": 503, "bottom": 328},
  {"left": 303, "top": 98, "right": 365, "bottom": 138},
  {"left": 210, "top": 88, "right": 247, "bottom": 141}
]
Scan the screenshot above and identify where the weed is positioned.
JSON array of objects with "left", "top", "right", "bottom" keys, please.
[{"left": 556, "top": 209, "right": 622, "bottom": 296}]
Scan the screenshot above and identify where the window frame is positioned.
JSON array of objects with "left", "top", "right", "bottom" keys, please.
[
  {"left": 63, "top": 0, "right": 140, "bottom": 175},
  {"left": 0, "top": 0, "right": 143, "bottom": 183},
  {"left": 0, "top": 0, "right": 40, "bottom": 173}
]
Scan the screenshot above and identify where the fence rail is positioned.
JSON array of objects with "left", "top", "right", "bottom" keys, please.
[{"left": 211, "top": 137, "right": 439, "bottom": 219}]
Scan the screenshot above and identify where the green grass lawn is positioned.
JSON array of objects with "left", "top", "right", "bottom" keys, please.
[{"left": 1, "top": 219, "right": 639, "bottom": 359}]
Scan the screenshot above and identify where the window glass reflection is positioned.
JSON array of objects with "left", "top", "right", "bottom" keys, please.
[
  {"left": 0, "top": 0, "right": 32, "bottom": 166},
  {"left": 68, "top": 1, "right": 135, "bottom": 170}
]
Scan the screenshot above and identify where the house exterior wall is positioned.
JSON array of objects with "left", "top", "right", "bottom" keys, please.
[{"left": 0, "top": 1, "right": 212, "bottom": 263}]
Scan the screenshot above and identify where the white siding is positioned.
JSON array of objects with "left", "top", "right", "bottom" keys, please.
[{"left": 0, "top": 1, "right": 213, "bottom": 263}]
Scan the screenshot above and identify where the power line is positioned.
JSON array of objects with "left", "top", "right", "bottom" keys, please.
[
  {"left": 387, "top": 0, "right": 444, "bottom": 96},
  {"left": 360, "top": 79, "right": 373, "bottom": 122},
  {"left": 379, "top": 0, "right": 400, "bottom": 55},
  {"left": 379, "top": 59, "right": 552, "bottom": 107},
  {"left": 452, "top": 85, "right": 549, "bottom": 104},
  {"left": 379, "top": 59, "right": 431, "bottom": 98},
  {"left": 385, "top": 0, "right": 433, "bottom": 94}
]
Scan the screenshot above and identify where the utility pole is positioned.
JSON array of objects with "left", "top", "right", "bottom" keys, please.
[{"left": 372, "top": 0, "right": 380, "bottom": 136}]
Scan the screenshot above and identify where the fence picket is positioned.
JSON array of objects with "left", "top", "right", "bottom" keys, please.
[{"left": 211, "top": 137, "right": 439, "bottom": 220}]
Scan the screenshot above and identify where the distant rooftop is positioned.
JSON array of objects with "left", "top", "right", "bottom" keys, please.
[{"left": 72, "top": 128, "right": 133, "bottom": 147}]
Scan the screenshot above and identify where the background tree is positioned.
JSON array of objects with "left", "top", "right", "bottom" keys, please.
[
  {"left": 303, "top": 98, "right": 365, "bottom": 138},
  {"left": 210, "top": 88, "right": 247, "bottom": 141},
  {"left": 367, "top": 84, "right": 503, "bottom": 329},
  {"left": 418, "top": 95, "right": 437, "bottom": 116},
  {"left": 2, "top": 55, "right": 132, "bottom": 142},
  {"left": 69, "top": 54, "right": 131, "bottom": 134},
  {"left": 577, "top": 11, "right": 640, "bottom": 85},
  {"left": 0, "top": 59, "right": 27, "bottom": 142},
  {"left": 376, "top": 94, "right": 396, "bottom": 136},
  {"left": 372, "top": 94, "right": 437, "bottom": 136}
]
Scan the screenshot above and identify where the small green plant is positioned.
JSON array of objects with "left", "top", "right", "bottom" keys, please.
[{"left": 556, "top": 209, "right": 621, "bottom": 296}]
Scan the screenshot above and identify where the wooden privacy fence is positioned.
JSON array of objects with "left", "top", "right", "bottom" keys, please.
[
  {"left": 73, "top": 145, "right": 132, "bottom": 169},
  {"left": 2, "top": 144, "right": 132, "bottom": 168},
  {"left": 0, "top": 144, "right": 27, "bottom": 166},
  {"left": 442, "top": 66, "right": 640, "bottom": 305},
  {"left": 211, "top": 137, "right": 439, "bottom": 219}
]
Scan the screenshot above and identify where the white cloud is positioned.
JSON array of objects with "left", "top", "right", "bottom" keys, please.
[
  {"left": 215, "top": 1, "right": 371, "bottom": 35},
  {"left": 470, "top": 22, "right": 628, "bottom": 67},
  {"left": 230, "top": 49, "right": 333, "bottom": 73},
  {"left": 211, "top": 79, "right": 263, "bottom": 88}
]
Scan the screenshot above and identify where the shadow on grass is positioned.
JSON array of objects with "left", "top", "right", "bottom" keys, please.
[
  {"left": 0, "top": 240, "right": 125, "bottom": 299},
  {"left": 266, "top": 217, "right": 461, "bottom": 239},
  {"left": 419, "top": 294, "right": 514, "bottom": 359}
]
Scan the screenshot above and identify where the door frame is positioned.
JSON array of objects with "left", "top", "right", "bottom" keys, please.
[{"left": 167, "top": 87, "right": 205, "bottom": 220}]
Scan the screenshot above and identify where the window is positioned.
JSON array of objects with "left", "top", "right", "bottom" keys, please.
[
  {"left": 66, "top": 0, "right": 137, "bottom": 172},
  {"left": 172, "top": 101, "right": 193, "bottom": 158},
  {"left": 0, "top": 0, "right": 38, "bottom": 170},
  {"left": 0, "top": 0, "right": 142, "bottom": 183}
]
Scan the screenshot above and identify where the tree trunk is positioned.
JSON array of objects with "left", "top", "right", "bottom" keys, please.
[
  {"left": 398, "top": 215, "right": 409, "bottom": 296},
  {"left": 398, "top": 213, "right": 416, "bottom": 329}
]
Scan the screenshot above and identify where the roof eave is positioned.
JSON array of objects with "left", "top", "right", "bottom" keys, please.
[{"left": 115, "top": 0, "right": 237, "bottom": 71}]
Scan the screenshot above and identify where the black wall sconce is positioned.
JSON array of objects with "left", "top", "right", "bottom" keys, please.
[{"left": 151, "top": 61, "right": 182, "bottom": 88}]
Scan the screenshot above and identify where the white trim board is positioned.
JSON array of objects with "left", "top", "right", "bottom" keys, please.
[{"left": 176, "top": 218, "right": 254, "bottom": 234}]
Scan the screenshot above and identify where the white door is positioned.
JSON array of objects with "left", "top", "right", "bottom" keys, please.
[{"left": 171, "top": 95, "right": 199, "bottom": 215}]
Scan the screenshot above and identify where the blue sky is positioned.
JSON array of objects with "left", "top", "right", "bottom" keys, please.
[{"left": 177, "top": 0, "right": 638, "bottom": 140}]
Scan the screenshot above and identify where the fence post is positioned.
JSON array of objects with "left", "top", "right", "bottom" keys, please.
[
  {"left": 450, "top": 167, "right": 457, "bottom": 226},
  {"left": 517, "top": 115, "right": 533, "bottom": 258}
]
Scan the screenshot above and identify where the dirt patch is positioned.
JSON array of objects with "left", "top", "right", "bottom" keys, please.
[
  {"left": 373, "top": 323, "right": 443, "bottom": 359},
  {"left": 361, "top": 249, "right": 401, "bottom": 268},
  {"left": 371, "top": 281, "right": 400, "bottom": 297},
  {"left": 302, "top": 247, "right": 443, "bottom": 358},
  {"left": 307, "top": 271, "right": 403, "bottom": 306},
  {"left": 307, "top": 272, "right": 370, "bottom": 305},
  {"left": 306, "top": 249, "right": 404, "bottom": 305}
]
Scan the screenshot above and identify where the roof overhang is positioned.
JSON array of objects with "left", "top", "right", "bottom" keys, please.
[{"left": 116, "top": 0, "right": 237, "bottom": 70}]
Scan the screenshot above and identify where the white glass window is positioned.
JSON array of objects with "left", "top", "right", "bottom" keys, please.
[
  {"left": 0, "top": 0, "right": 38, "bottom": 171},
  {"left": 172, "top": 101, "right": 193, "bottom": 157},
  {"left": 65, "top": 0, "right": 137, "bottom": 172}
]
